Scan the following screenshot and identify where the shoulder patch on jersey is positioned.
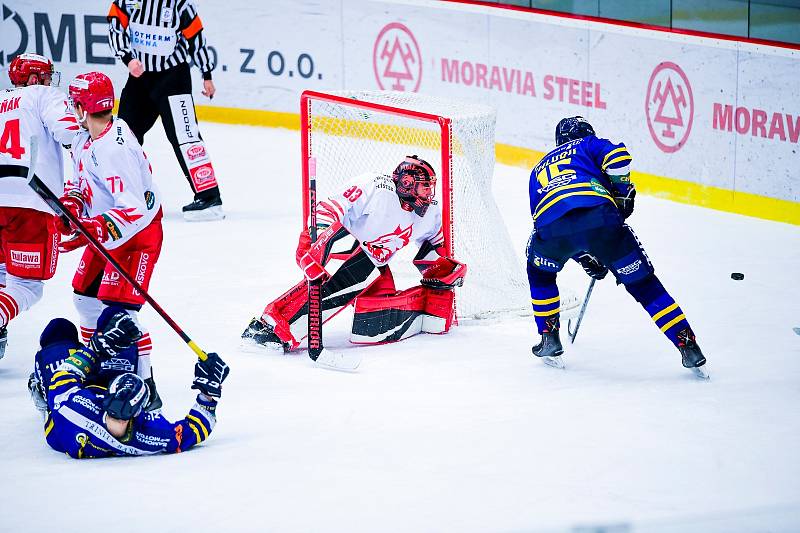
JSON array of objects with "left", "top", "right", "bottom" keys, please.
[{"left": 144, "top": 190, "right": 155, "bottom": 210}]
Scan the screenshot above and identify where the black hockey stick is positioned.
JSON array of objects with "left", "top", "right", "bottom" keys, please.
[
  {"left": 567, "top": 278, "right": 596, "bottom": 344},
  {"left": 27, "top": 139, "right": 209, "bottom": 361},
  {"left": 305, "top": 170, "right": 361, "bottom": 371}
]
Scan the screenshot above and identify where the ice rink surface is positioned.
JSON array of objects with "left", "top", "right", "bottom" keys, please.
[{"left": 1, "top": 122, "right": 799, "bottom": 532}]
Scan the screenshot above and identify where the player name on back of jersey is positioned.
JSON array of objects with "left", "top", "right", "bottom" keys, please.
[{"left": 0, "top": 96, "right": 22, "bottom": 114}]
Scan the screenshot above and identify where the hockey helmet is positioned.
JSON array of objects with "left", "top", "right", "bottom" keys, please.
[
  {"left": 68, "top": 72, "right": 115, "bottom": 115},
  {"left": 103, "top": 373, "right": 149, "bottom": 420},
  {"left": 8, "top": 53, "right": 59, "bottom": 87},
  {"left": 392, "top": 155, "right": 437, "bottom": 217},
  {"left": 555, "top": 116, "right": 595, "bottom": 146}
]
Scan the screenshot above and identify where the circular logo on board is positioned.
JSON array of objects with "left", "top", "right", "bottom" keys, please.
[
  {"left": 373, "top": 22, "right": 422, "bottom": 92},
  {"left": 645, "top": 61, "right": 694, "bottom": 153}
]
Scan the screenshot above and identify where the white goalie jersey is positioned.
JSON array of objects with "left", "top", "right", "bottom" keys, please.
[{"left": 317, "top": 173, "right": 444, "bottom": 267}]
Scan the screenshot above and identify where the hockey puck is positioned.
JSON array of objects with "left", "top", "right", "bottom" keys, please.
[{"left": 731, "top": 272, "right": 744, "bottom": 280}]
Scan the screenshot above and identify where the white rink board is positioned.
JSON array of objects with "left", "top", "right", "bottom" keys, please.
[{"left": 2, "top": 0, "right": 798, "bottom": 204}]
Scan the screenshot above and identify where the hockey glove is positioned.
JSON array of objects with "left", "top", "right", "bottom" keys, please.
[
  {"left": 59, "top": 346, "right": 102, "bottom": 379},
  {"left": 89, "top": 311, "right": 143, "bottom": 358},
  {"left": 55, "top": 192, "right": 85, "bottom": 234},
  {"left": 613, "top": 185, "right": 636, "bottom": 220},
  {"left": 191, "top": 352, "right": 230, "bottom": 399},
  {"left": 295, "top": 229, "right": 311, "bottom": 266},
  {"left": 574, "top": 252, "right": 608, "bottom": 280},
  {"left": 421, "top": 257, "right": 467, "bottom": 290},
  {"left": 59, "top": 231, "right": 89, "bottom": 253}
]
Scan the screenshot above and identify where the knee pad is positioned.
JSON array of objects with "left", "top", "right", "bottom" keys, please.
[{"left": 350, "top": 286, "right": 454, "bottom": 345}]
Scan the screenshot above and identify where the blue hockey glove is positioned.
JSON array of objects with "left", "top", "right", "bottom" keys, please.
[
  {"left": 89, "top": 308, "right": 142, "bottom": 358},
  {"left": 191, "top": 352, "right": 230, "bottom": 399},
  {"left": 613, "top": 185, "right": 636, "bottom": 220},
  {"left": 575, "top": 253, "right": 608, "bottom": 280}
]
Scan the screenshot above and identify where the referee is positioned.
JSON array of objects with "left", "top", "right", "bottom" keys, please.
[{"left": 108, "top": 0, "right": 224, "bottom": 221}]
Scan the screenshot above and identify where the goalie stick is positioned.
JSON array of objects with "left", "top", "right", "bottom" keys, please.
[
  {"left": 306, "top": 160, "right": 362, "bottom": 371},
  {"left": 567, "top": 278, "right": 596, "bottom": 344},
  {"left": 26, "top": 137, "right": 210, "bottom": 362}
]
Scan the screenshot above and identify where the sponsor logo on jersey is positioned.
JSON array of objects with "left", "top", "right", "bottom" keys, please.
[
  {"left": 616, "top": 259, "right": 642, "bottom": 276},
  {"left": 101, "top": 215, "right": 122, "bottom": 241},
  {"left": 73, "top": 394, "right": 101, "bottom": 415},
  {"left": 135, "top": 433, "right": 171, "bottom": 446},
  {"left": 102, "top": 270, "right": 121, "bottom": 285},
  {"left": 646, "top": 61, "right": 694, "bottom": 154},
  {"left": 10, "top": 249, "right": 41, "bottom": 269},
  {"left": 537, "top": 174, "right": 576, "bottom": 194},
  {"left": 161, "top": 7, "right": 172, "bottom": 22},
  {"left": 363, "top": 224, "right": 413, "bottom": 263},
  {"left": 144, "top": 190, "right": 155, "bottom": 210},
  {"left": 589, "top": 178, "right": 609, "bottom": 195},
  {"left": 373, "top": 22, "right": 422, "bottom": 92}
]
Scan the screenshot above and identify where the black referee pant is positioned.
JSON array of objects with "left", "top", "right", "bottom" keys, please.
[{"left": 118, "top": 62, "right": 221, "bottom": 202}]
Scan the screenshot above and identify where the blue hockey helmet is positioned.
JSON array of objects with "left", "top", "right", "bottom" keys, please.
[
  {"left": 39, "top": 318, "right": 79, "bottom": 349},
  {"left": 103, "top": 373, "right": 149, "bottom": 420},
  {"left": 555, "top": 116, "right": 595, "bottom": 146}
]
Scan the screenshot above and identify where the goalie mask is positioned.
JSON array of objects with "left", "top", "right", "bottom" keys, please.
[
  {"left": 392, "top": 155, "right": 437, "bottom": 217},
  {"left": 555, "top": 116, "right": 595, "bottom": 146}
]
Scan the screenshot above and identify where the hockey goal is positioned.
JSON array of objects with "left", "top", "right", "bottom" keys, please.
[{"left": 300, "top": 90, "right": 531, "bottom": 319}]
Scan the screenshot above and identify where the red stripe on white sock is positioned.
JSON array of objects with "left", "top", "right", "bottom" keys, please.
[
  {"left": 0, "top": 291, "right": 20, "bottom": 324},
  {"left": 137, "top": 333, "right": 152, "bottom": 357},
  {"left": 80, "top": 326, "right": 95, "bottom": 345}
]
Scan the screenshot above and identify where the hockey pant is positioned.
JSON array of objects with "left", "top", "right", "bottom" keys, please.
[
  {"left": 261, "top": 248, "right": 456, "bottom": 349},
  {"left": 526, "top": 204, "right": 693, "bottom": 347},
  {"left": 118, "top": 63, "right": 220, "bottom": 200},
  {"left": 0, "top": 207, "right": 59, "bottom": 326},
  {"left": 71, "top": 216, "right": 162, "bottom": 379}
]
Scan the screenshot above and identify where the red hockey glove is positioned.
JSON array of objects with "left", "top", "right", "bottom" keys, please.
[
  {"left": 59, "top": 231, "right": 88, "bottom": 253},
  {"left": 421, "top": 257, "right": 467, "bottom": 290},
  {"left": 295, "top": 229, "right": 311, "bottom": 267},
  {"left": 80, "top": 216, "right": 110, "bottom": 243},
  {"left": 55, "top": 193, "right": 85, "bottom": 235}
]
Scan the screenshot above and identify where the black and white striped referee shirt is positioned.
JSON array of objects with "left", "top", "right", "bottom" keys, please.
[{"left": 107, "top": 0, "right": 215, "bottom": 80}]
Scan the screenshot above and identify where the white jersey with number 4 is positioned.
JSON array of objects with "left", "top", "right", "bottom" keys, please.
[
  {"left": 68, "top": 117, "right": 162, "bottom": 250},
  {"left": 0, "top": 84, "right": 78, "bottom": 212},
  {"left": 317, "top": 173, "right": 444, "bottom": 267}
]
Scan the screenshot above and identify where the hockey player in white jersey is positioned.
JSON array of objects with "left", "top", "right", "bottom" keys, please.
[
  {"left": 0, "top": 53, "right": 79, "bottom": 360},
  {"left": 242, "top": 155, "right": 467, "bottom": 351},
  {"left": 61, "top": 71, "right": 164, "bottom": 408}
]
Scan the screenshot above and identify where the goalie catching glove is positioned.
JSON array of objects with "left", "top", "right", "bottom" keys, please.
[
  {"left": 420, "top": 256, "right": 467, "bottom": 290},
  {"left": 191, "top": 352, "right": 230, "bottom": 399}
]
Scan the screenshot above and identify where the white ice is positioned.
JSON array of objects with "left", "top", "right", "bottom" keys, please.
[{"left": 1, "top": 122, "right": 799, "bottom": 532}]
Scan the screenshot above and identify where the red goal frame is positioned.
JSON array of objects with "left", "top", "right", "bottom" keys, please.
[{"left": 300, "top": 90, "right": 455, "bottom": 258}]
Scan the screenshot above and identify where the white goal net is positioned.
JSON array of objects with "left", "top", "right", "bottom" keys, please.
[{"left": 301, "top": 90, "right": 531, "bottom": 319}]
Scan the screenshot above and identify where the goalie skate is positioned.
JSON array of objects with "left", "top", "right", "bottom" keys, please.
[{"left": 241, "top": 319, "right": 289, "bottom": 352}]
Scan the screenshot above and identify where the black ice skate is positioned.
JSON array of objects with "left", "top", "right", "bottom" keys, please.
[
  {"left": 0, "top": 325, "right": 7, "bottom": 361},
  {"left": 677, "top": 328, "right": 709, "bottom": 380},
  {"left": 144, "top": 375, "right": 163, "bottom": 412},
  {"left": 241, "top": 318, "right": 290, "bottom": 352},
  {"left": 532, "top": 317, "right": 564, "bottom": 369},
  {"left": 182, "top": 193, "right": 224, "bottom": 222}
]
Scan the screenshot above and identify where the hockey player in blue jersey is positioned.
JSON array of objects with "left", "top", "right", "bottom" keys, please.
[
  {"left": 526, "top": 116, "right": 707, "bottom": 378},
  {"left": 29, "top": 307, "right": 230, "bottom": 458}
]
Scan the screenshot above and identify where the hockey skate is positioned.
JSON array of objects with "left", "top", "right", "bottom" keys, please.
[
  {"left": 241, "top": 318, "right": 290, "bottom": 352},
  {"left": 677, "top": 328, "right": 709, "bottom": 380},
  {"left": 0, "top": 325, "right": 7, "bottom": 361},
  {"left": 144, "top": 375, "right": 163, "bottom": 412},
  {"left": 532, "top": 320, "right": 565, "bottom": 369},
  {"left": 182, "top": 194, "right": 225, "bottom": 222}
]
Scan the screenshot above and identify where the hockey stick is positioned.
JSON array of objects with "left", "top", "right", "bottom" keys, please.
[
  {"left": 306, "top": 166, "right": 361, "bottom": 371},
  {"left": 567, "top": 278, "right": 596, "bottom": 344},
  {"left": 27, "top": 141, "right": 209, "bottom": 361}
]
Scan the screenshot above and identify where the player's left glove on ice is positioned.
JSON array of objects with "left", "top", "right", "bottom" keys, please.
[
  {"left": 89, "top": 310, "right": 143, "bottom": 358},
  {"left": 421, "top": 257, "right": 467, "bottom": 290},
  {"left": 192, "top": 352, "right": 230, "bottom": 399},
  {"left": 575, "top": 253, "right": 608, "bottom": 280}
]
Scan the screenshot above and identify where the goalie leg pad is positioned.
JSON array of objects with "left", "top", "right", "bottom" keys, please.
[{"left": 350, "top": 286, "right": 455, "bottom": 344}]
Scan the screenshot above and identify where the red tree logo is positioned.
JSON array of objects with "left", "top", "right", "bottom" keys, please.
[
  {"left": 646, "top": 62, "right": 694, "bottom": 153},
  {"left": 373, "top": 22, "right": 422, "bottom": 92}
]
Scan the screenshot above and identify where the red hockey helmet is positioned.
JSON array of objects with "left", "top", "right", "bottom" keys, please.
[
  {"left": 8, "top": 53, "right": 59, "bottom": 87},
  {"left": 392, "top": 155, "right": 437, "bottom": 217},
  {"left": 68, "top": 72, "right": 115, "bottom": 114}
]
